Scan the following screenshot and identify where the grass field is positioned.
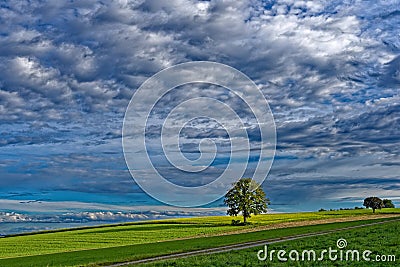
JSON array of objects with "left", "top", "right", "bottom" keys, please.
[
  {"left": 143, "top": 219, "right": 400, "bottom": 266},
  {"left": 0, "top": 208, "right": 399, "bottom": 266}
]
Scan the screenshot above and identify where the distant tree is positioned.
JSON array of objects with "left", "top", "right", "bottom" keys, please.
[
  {"left": 383, "top": 199, "right": 395, "bottom": 208},
  {"left": 224, "top": 178, "right": 270, "bottom": 224},
  {"left": 363, "top": 197, "right": 384, "bottom": 213}
]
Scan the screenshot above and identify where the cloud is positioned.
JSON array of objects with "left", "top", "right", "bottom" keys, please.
[
  {"left": 0, "top": 200, "right": 229, "bottom": 234},
  {"left": 0, "top": 199, "right": 226, "bottom": 225},
  {"left": 0, "top": 0, "right": 399, "bottom": 213}
]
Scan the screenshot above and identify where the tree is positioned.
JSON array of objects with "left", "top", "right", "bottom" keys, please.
[
  {"left": 383, "top": 199, "right": 395, "bottom": 208},
  {"left": 363, "top": 197, "right": 384, "bottom": 213},
  {"left": 224, "top": 178, "right": 270, "bottom": 224}
]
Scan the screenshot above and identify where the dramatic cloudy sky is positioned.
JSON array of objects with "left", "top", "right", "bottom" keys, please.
[{"left": 1, "top": 0, "right": 399, "bottom": 230}]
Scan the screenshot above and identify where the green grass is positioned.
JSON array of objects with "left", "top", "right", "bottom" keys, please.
[
  {"left": 143, "top": 219, "right": 400, "bottom": 266},
  {"left": 0, "top": 217, "right": 399, "bottom": 266},
  {"left": 0, "top": 208, "right": 388, "bottom": 258},
  {"left": 0, "top": 223, "right": 243, "bottom": 258},
  {"left": 1, "top": 208, "right": 398, "bottom": 258},
  {"left": 0, "top": 208, "right": 398, "bottom": 266},
  {"left": 170, "top": 208, "right": 400, "bottom": 225}
]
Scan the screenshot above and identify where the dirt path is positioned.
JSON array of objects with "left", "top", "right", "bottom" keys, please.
[
  {"left": 216, "top": 213, "right": 400, "bottom": 236},
  {"left": 105, "top": 216, "right": 400, "bottom": 266}
]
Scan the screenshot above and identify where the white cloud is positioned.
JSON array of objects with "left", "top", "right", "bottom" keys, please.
[
  {"left": 0, "top": 199, "right": 226, "bottom": 223},
  {"left": 0, "top": 0, "right": 399, "bottom": 212}
]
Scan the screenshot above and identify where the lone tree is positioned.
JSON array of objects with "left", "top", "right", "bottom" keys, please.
[
  {"left": 363, "top": 197, "right": 384, "bottom": 213},
  {"left": 224, "top": 178, "right": 270, "bottom": 224},
  {"left": 383, "top": 199, "right": 395, "bottom": 208}
]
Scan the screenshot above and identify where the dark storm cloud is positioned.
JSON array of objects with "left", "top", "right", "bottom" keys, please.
[{"left": 0, "top": 0, "right": 399, "bottom": 208}]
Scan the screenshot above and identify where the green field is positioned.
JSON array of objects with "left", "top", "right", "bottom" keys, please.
[
  {"left": 144, "top": 218, "right": 400, "bottom": 266},
  {"left": 0, "top": 208, "right": 399, "bottom": 266}
]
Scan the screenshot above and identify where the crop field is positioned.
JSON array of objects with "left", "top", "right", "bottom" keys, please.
[
  {"left": 0, "top": 222, "right": 243, "bottom": 258},
  {"left": 144, "top": 218, "right": 400, "bottom": 266},
  {"left": 167, "top": 208, "right": 400, "bottom": 225},
  {"left": 0, "top": 208, "right": 399, "bottom": 266},
  {"left": 1, "top": 208, "right": 398, "bottom": 258}
]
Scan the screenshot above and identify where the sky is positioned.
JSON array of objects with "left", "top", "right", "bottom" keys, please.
[{"left": 0, "top": 0, "right": 399, "bottom": 233}]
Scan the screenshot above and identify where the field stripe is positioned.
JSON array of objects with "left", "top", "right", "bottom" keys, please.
[{"left": 105, "top": 218, "right": 400, "bottom": 266}]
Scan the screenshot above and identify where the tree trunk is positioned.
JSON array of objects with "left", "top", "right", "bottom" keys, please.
[
  {"left": 373, "top": 208, "right": 375, "bottom": 213},
  {"left": 243, "top": 215, "right": 247, "bottom": 224}
]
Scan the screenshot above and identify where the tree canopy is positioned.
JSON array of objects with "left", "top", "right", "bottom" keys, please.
[
  {"left": 363, "top": 197, "right": 384, "bottom": 213},
  {"left": 383, "top": 199, "right": 395, "bottom": 208},
  {"left": 224, "top": 178, "right": 270, "bottom": 224}
]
